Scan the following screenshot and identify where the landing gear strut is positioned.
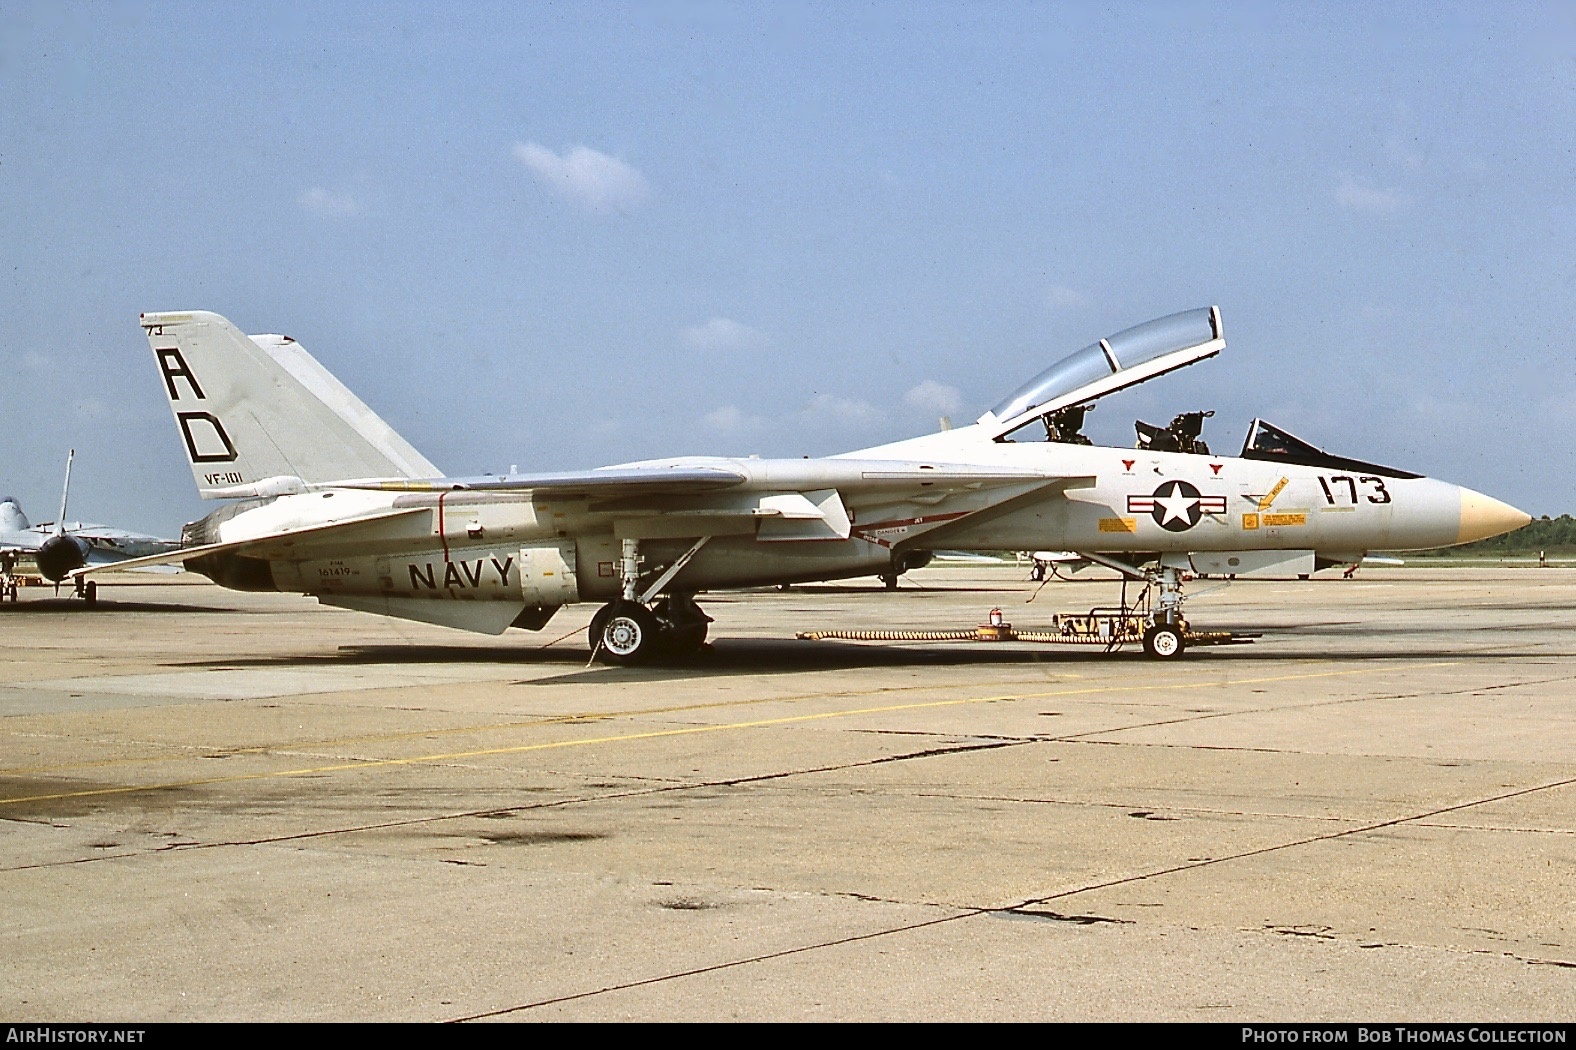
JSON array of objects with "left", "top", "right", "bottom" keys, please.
[
  {"left": 1, "top": 554, "right": 18, "bottom": 603},
  {"left": 1142, "top": 562, "right": 1186, "bottom": 660},
  {"left": 589, "top": 537, "right": 713, "bottom": 666},
  {"left": 1077, "top": 552, "right": 1193, "bottom": 660}
]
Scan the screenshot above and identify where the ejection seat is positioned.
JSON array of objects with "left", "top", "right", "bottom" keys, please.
[{"left": 1135, "top": 410, "right": 1214, "bottom": 455}]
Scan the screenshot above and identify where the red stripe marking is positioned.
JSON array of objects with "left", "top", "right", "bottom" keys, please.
[{"left": 437, "top": 491, "right": 450, "bottom": 561}]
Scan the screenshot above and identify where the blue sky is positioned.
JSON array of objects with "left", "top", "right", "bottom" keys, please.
[{"left": 2, "top": 1, "right": 1573, "bottom": 534}]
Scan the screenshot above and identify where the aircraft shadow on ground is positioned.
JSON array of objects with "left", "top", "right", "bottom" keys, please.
[
  {"left": 0, "top": 599, "right": 234, "bottom": 615},
  {"left": 160, "top": 629, "right": 1567, "bottom": 686}
]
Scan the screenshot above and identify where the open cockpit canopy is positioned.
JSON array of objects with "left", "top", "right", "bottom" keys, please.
[{"left": 982, "top": 307, "right": 1224, "bottom": 439}]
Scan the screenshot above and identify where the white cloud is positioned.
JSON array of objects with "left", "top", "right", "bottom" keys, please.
[
  {"left": 904, "top": 380, "right": 962, "bottom": 416},
  {"left": 1335, "top": 174, "right": 1407, "bottom": 216},
  {"left": 704, "top": 406, "right": 743, "bottom": 430},
  {"left": 803, "top": 393, "right": 883, "bottom": 429},
  {"left": 680, "top": 317, "right": 768, "bottom": 353},
  {"left": 702, "top": 405, "right": 756, "bottom": 432},
  {"left": 1045, "top": 285, "right": 1086, "bottom": 309},
  {"left": 513, "top": 142, "right": 650, "bottom": 214},
  {"left": 299, "top": 187, "right": 360, "bottom": 217}
]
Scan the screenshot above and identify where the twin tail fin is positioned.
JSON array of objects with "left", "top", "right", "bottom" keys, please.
[{"left": 140, "top": 311, "right": 439, "bottom": 498}]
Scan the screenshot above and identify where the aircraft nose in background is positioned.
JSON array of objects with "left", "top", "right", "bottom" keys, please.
[{"left": 1458, "top": 488, "right": 1532, "bottom": 545}]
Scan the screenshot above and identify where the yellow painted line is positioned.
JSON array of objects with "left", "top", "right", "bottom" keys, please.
[
  {"left": 0, "top": 663, "right": 1454, "bottom": 808},
  {"left": 0, "top": 673, "right": 1089, "bottom": 778}
]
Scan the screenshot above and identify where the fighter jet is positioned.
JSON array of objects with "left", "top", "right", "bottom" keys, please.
[
  {"left": 86, "top": 307, "right": 1528, "bottom": 660},
  {"left": 2, "top": 450, "right": 179, "bottom": 602}
]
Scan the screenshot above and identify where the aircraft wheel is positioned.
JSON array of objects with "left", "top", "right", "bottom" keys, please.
[
  {"left": 1143, "top": 623, "right": 1185, "bottom": 660},
  {"left": 593, "top": 602, "right": 660, "bottom": 666},
  {"left": 661, "top": 622, "right": 709, "bottom": 657},
  {"left": 652, "top": 595, "right": 710, "bottom": 658},
  {"left": 83, "top": 580, "right": 98, "bottom": 605}
]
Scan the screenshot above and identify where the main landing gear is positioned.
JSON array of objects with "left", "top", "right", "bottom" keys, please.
[
  {"left": 1, "top": 553, "right": 19, "bottom": 603},
  {"left": 589, "top": 538, "right": 713, "bottom": 666},
  {"left": 50, "top": 573, "right": 97, "bottom": 604}
]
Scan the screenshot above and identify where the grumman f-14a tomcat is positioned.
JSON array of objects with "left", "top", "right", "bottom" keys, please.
[
  {"left": 2, "top": 450, "right": 177, "bottom": 603},
  {"left": 85, "top": 306, "right": 1528, "bottom": 661}
]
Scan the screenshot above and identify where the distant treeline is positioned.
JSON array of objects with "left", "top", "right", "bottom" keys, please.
[{"left": 1417, "top": 514, "right": 1576, "bottom": 556}]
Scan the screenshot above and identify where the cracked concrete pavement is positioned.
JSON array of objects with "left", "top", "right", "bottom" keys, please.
[{"left": 2, "top": 566, "right": 1572, "bottom": 1020}]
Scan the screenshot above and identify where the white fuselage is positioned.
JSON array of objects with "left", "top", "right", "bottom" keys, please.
[{"left": 187, "top": 428, "right": 1486, "bottom": 614}]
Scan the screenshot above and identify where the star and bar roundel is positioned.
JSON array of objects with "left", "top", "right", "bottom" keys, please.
[{"left": 1127, "top": 480, "right": 1228, "bottom": 532}]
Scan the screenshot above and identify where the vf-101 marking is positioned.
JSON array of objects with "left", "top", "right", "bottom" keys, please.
[{"left": 88, "top": 307, "right": 1529, "bottom": 661}]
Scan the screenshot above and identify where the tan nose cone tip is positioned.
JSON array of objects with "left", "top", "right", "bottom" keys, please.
[{"left": 1457, "top": 489, "right": 1532, "bottom": 545}]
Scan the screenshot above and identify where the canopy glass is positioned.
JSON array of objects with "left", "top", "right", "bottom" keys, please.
[{"left": 990, "top": 307, "right": 1219, "bottom": 423}]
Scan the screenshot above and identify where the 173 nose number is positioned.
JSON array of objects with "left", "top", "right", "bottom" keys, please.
[{"left": 1318, "top": 475, "right": 1392, "bottom": 505}]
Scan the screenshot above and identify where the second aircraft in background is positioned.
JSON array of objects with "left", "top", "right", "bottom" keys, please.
[{"left": 2, "top": 450, "right": 179, "bottom": 602}]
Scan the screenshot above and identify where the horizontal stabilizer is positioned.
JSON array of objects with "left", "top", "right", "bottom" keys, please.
[{"left": 72, "top": 507, "right": 427, "bottom": 576}]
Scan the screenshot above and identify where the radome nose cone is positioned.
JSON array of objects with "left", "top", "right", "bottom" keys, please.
[{"left": 1458, "top": 489, "right": 1531, "bottom": 545}]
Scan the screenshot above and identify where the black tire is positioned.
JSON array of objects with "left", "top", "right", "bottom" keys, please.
[
  {"left": 1143, "top": 623, "right": 1185, "bottom": 660},
  {"left": 589, "top": 603, "right": 614, "bottom": 651},
  {"left": 662, "top": 622, "right": 709, "bottom": 657},
  {"left": 652, "top": 595, "right": 710, "bottom": 658},
  {"left": 593, "top": 602, "right": 661, "bottom": 666},
  {"left": 83, "top": 580, "right": 98, "bottom": 604}
]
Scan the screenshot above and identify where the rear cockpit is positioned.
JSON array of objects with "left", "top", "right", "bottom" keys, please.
[
  {"left": 980, "top": 309, "right": 1418, "bottom": 472},
  {"left": 1135, "top": 410, "right": 1214, "bottom": 455}
]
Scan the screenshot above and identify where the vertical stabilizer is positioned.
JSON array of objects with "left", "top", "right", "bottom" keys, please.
[
  {"left": 140, "top": 311, "right": 440, "bottom": 498},
  {"left": 54, "top": 449, "right": 75, "bottom": 536}
]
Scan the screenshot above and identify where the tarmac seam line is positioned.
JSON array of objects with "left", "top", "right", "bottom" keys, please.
[
  {"left": 1002, "top": 773, "right": 1576, "bottom": 912},
  {"left": 0, "top": 663, "right": 1437, "bottom": 808}
]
